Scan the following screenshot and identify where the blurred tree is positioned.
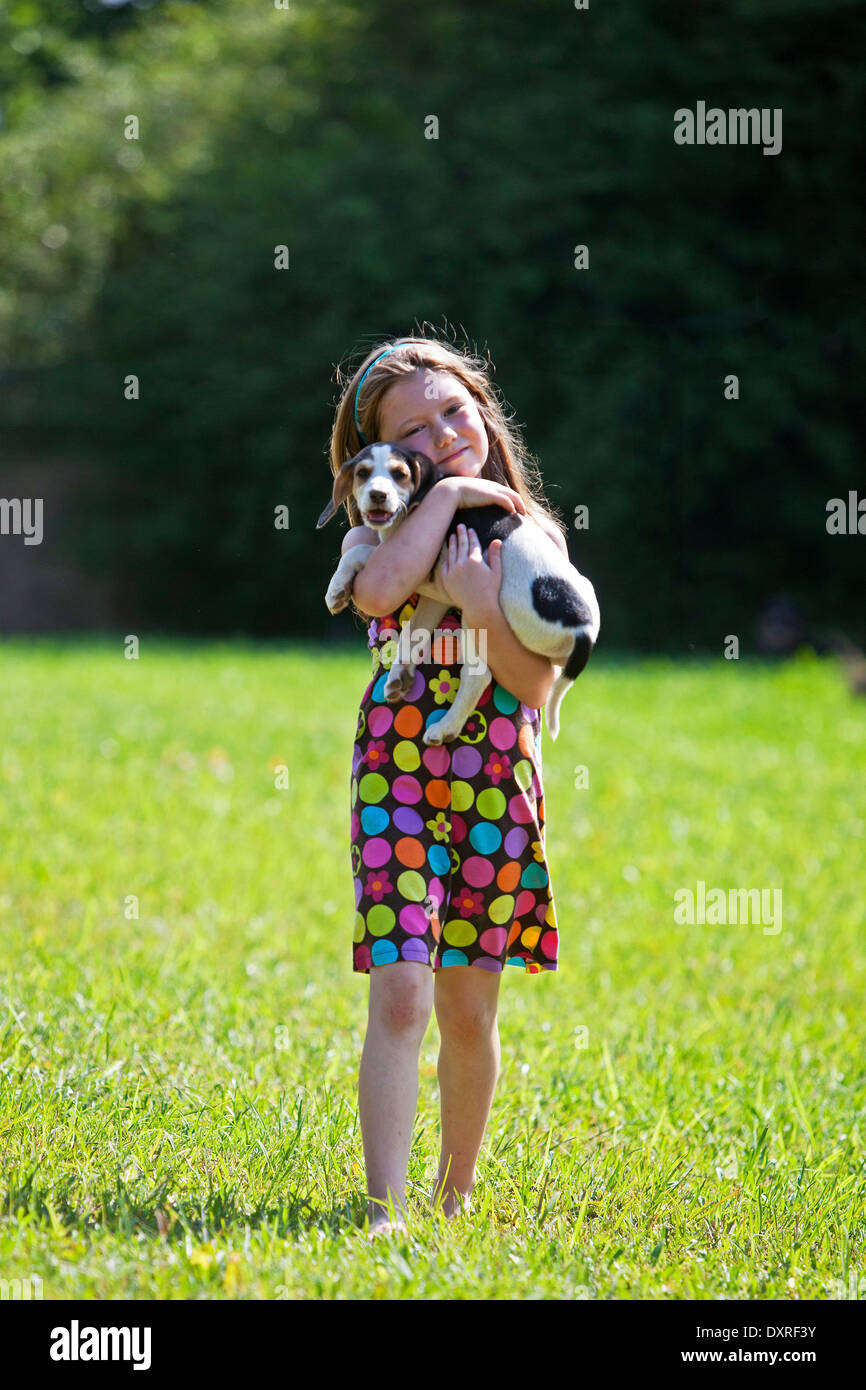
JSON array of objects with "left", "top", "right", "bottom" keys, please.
[{"left": 1, "top": 0, "right": 863, "bottom": 649}]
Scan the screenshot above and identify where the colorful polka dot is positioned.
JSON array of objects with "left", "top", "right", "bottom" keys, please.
[
  {"left": 451, "top": 746, "right": 483, "bottom": 778},
  {"left": 393, "top": 806, "right": 424, "bottom": 835},
  {"left": 401, "top": 938, "right": 430, "bottom": 963},
  {"left": 397, "top": 869, "right": 428, "bottom": 902},
  {"left": 371, "top": 939, "right": 399, "bottom": 965},
  {"left": 393, "top": 774, "right": 423, "bottom": 804},
  {"left": 451, "top": 780, "right": 475, "bottom": 812},
  {"left": 514, "top": 759, "right": 534, "bottom": 791},
  {"left": 443, "top": 919, "right": 478, "bottom": 947},
  {"left": 400, "top": 903, "right": 432, "bottom": 936},
  {"left": 493, "top": 688, "right": 519, "bottom": 714},
  {"left": 476, "top": 787, "right": 507, "bottom": 821},
  {"left": 360, "top": 806, "right": 390, "bottom": 835},
  {"left": 394, "top": 705, "right": 423, "bottom": 737},
  {"left": 367, "top": 707, "right": 394, "bottom": 737},
  {"left": 358, "top": 772, "right": 389, "bottom": 804},
  {"left": 489, "top": 717, "right": 518, "bottom": 751},
  {"left": 505, "top": 827, "right": 529, "bottom": 857},
  {"left": 469, "top": 822, "right": 502, "bottom": 855},
  {"left": 394, "top": 741, "right": 421, "bottom": 772},
  {"left": 367, "top": 904, "right": 396, "bottom": 938},
  {"left": 396, "top": 836, "right": 426, "bottom": 868},
  {"left": 462, "top": 856, "right": 495, "bottom": 889},
  {"left": 427, "top": 844, "right": 451, "bottom": 876},
  {"left": 361, "top": 838, "right": 391, "bottom": 869},
  {"left": 489, "top": 894, "right": 516, "bottom": 924},
  {"left": 479, "top": 926, "right": 507, "bottom": 955},
  {"left": 351, "top": 591, "right": 558, "bottom": 978}
]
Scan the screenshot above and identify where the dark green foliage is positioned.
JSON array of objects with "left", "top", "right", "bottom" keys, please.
[{"left": 2, "top": 0, "right": 863, "bottom": 647}]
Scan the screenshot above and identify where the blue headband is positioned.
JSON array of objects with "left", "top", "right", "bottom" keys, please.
[{"left": 353, "top": 344, "right": 403, "bottom": 444}]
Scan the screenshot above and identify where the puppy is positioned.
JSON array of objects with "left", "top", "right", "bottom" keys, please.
[{"left": 317, "top": 443, "right": 600, "bottom": 743}]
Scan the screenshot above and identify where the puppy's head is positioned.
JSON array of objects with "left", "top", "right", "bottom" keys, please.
[{"left": 316, "top": 444, "right": 444, "bottom": 531}]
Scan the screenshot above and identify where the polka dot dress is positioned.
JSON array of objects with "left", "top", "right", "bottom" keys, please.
[{"left": 350, "top": 591, "right": 558, "bottom": 976}]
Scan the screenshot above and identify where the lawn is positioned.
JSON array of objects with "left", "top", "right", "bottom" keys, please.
[{"left": 0, "top": 639, "right": 863, "bottom": 1299}]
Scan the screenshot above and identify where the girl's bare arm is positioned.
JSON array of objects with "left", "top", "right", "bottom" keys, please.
[
  {"left": 350, "top": 482, "right": 459, "bottom": 617},
  {"left": 352, "top": 478, "right": 528, "bottom": 617}
]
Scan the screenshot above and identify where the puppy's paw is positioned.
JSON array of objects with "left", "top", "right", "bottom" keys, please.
[
  {"left": 424, "top": 720, "right": 459, "bottom": 746},
  {"left": 325, "top": 577, "right": 351, "bottom": 614},
  {"left": 384, "top": 663, "right": 415, "bottom": 702}
]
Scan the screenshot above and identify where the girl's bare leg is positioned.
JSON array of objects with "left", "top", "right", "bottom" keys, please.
[
  {"left": 431, "top": 966, "right": 502, "bottom": 1217},
  {"left": 358, "top": 961, "right": 434, "bottom": 1231}
]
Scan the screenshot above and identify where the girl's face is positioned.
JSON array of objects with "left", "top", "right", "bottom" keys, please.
[{"left": 376, "top": 370, "right": 489, "bottom": 478}]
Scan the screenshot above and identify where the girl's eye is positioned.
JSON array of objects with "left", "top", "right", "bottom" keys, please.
[{"left": 403, "top": 403, "right": 461, "bottom": 437}]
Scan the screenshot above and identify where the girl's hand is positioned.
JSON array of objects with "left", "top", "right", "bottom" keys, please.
[
  {"left": 439, "top": 524, "right": 503, "bottom": 613},
  {"left": 441, "top": 476, "right": 527, "bottom": 515}
]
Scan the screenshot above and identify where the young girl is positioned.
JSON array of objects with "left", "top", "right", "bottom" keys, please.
[{"left": 327, "top": 335, "right": 572, "bottom": 1235}]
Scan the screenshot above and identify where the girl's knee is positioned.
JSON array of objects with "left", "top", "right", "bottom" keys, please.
[
  {"left": 434, "top": 973, "right": 500, "bottom": 1045},
  {"left": 369, "top": 962, "right": 433, "bottom": 1039}
]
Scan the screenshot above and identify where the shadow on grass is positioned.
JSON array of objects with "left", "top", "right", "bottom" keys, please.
[{"left": 2, "top": 1175, "right": 369, "bottom": 1243}]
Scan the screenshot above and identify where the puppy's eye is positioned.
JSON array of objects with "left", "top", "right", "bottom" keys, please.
[{"left": 356, "top": 467, "right": 370, "bottom": 479}]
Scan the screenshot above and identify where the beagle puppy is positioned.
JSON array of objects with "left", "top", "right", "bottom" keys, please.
[{"left": 317, "top": 443, "right": 600, "bottom": 743}]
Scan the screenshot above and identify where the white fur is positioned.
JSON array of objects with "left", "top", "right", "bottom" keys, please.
[{"left": 322, "top": 445, "right": 600, "bottom": 743}]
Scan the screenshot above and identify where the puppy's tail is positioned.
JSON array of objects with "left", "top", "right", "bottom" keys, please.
[
  {"left": 545, "top": 631, "right": 594, "bottom": 742},
  {"left": 544, "top": 576, "right": 600, "bottom": 742}
]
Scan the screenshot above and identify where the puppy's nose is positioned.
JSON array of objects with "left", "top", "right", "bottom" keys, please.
[{"left": 368, "top": 490, "right": 388, "bottom": 505}]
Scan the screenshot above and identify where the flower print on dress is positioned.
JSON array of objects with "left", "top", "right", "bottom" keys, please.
[
  {"left": 484, "top": 751, "right": 512, "bottom": 785},
  {"left": 454, "top": 887, "right": 484, "bottom": 919},
  {"left": 352, "top": 592, "right": 558, "bottom": 977},
  {"left": 425, "top": 810, "right": 452, "bottom": 841},
  {"left": 430, "top": 669, "right": 459, "bottom": 706},
  {"left": 365, "top": 869, "right": 393, "bottom": 903},
  {"left": 361, "top": 738, "right": 390, "bottom": 771},
  {"left": 459, "top": 710, "right": 487, "bottom": 744}
]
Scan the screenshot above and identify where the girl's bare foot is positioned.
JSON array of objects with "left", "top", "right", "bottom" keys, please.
[
  {"left": 367, "top": 1215, "right": 408, "bottom": 1239},
  {"left": 430, "top": 1178, "right": 472, "bottom": 1219},
  {"left": 365, "top": 1195, "right": 409, "bottom": 1238}
]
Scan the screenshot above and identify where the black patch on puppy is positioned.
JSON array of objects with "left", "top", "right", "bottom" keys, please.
[
  {"left": 563, "top": 630, "right": 594, "bottom": 680},
  {"left": 403, "top": 451, "right": 444, "bottom": 512},
  {"left": 532, "top": 575, "right": 596, "bottom": 680},
  {"left": 423, "top": 506, "right": 522, "bottom": 584},
  {"left": 531, "top": 573, "right": 594, "bottom": 630},
  {"left": 443, "top": 506, "right": 523, "bottom": 549}
]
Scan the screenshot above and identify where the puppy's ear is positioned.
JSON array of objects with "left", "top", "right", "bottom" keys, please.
[
  {"left": 404, "top": 451, "right": 443, "bottom": 515},
  {"left": 317, "top": 457, "right": 359, "bottom": 528}
]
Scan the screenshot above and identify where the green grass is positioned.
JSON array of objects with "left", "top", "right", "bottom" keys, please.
[{"left": 1, "top": 639, "right": 864, "bottom": 1299}]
